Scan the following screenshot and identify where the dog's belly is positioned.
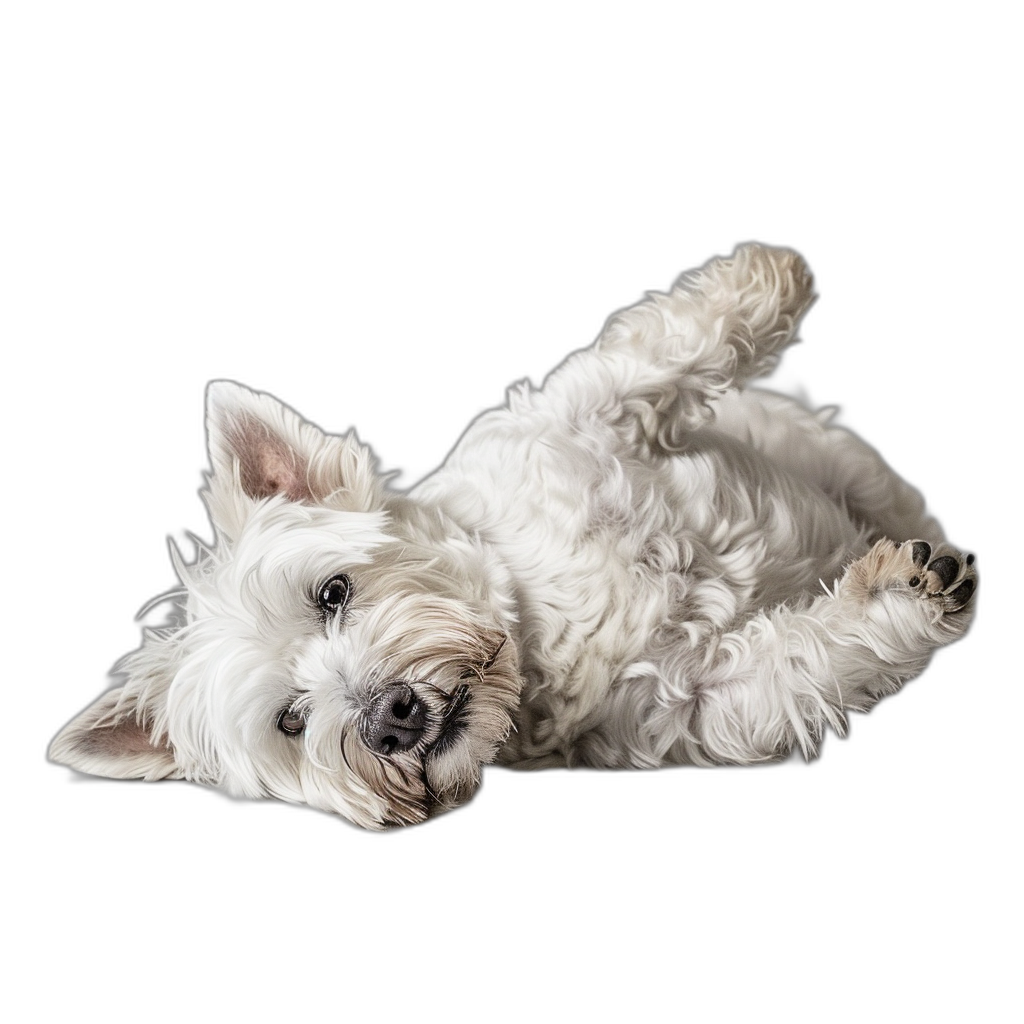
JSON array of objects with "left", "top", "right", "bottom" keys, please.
[{"left": 421, "top": 421, "right": 868, "bottom": 765}]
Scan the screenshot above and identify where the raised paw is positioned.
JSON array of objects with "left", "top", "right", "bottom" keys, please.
[{"left": 847, "top": 538, "right": 978, "bottom": 615}]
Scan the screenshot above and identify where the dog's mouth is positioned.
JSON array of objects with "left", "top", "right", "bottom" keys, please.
[
  {"left": 422, "top": 635, "right": 503, "bottom": 758},
  {"left": 426, "top": 683, "right": 473, "bottom": 758}
]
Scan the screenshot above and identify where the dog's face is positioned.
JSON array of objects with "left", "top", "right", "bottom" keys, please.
[{"left": 50, "top": 383, "right": 521, "bottom": 828}]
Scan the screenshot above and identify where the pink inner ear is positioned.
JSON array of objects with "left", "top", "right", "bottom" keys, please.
[
  {"left": 90, "top": 715, "right": 167, "bottom": 759},
  {"left": 208, "top": 390, "right": 387, "bottom": 519},
  {"left": 251, "top": 440, "right": 311, "bottom": 503},
  {"left": 231, "top": 416, "right": 314, "bottom": 503}
]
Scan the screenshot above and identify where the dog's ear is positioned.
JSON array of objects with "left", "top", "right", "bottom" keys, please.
[
  {"left": 204, "top": 381, "right": 384, "bottom": 539},
  {"left": 48, "top": 687, "right": 182, "bottom": 782}
]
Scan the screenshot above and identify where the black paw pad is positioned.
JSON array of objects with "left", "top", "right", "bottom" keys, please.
[
  {"left": 950, "top": 578, "right": 975, "bottom": 606},
  {"left": 911, "top": 541, "right": 932, "bottom": 567},
  {"left": 928, "top": 555, "right": 960, "bottom": 590}
]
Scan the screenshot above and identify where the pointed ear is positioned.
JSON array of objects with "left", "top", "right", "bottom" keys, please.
[
  {"left": 49, "top": 687, "right": 181, "bottom": 782},
  {"left": 204, "top": 381, "right": 384, "bottom": 539}
]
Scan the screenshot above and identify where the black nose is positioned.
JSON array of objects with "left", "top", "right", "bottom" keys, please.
[{"left": 361, "top": 683, "right": 428, "bottom": 755}]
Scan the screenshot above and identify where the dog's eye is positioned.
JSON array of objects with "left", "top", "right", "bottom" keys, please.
[
  {"left": 277, "top": 708, "right": 306, "bottom": 736},
  {"left": 317, "top": 574, "right": 352, "bottom": 614}
]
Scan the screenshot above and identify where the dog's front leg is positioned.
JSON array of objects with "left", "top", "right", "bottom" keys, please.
[
  {"left": 640, "top": 539, "right": 977, "bottom": 765},
  {"left": 710, "top": 390, "right": 946, "bottom": 547}
]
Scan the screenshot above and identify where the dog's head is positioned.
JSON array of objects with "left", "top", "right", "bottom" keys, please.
[{"left": 50, "top": 383, "right": 521, "bottom": 828}]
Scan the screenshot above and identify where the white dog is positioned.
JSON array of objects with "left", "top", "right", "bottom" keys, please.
[{"left": 50, "top": 245, "right": 977, "bottom": 828}]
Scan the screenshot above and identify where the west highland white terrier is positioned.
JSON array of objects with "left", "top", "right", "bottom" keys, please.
[{"left": 50, "top": 245, "right": 977, "bottom": 828}]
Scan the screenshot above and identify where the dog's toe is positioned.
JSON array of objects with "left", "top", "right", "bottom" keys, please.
[
  {"left": 926, "top": 555, "right": 960, "bottom": 591},
  {"left": 911, "top": 541, "right": 932, "bottom": 568},
  {"left": 921, "top": 548, "right": 978, "bottom": 613},
  {"left": 913, "top": 548, "right": 974, "bottom": 610}
]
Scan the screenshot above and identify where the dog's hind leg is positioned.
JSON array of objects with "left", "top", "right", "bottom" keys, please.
[
  {"left": 709, "top": 389, "right": 945, "bottom": 546},
  {"left": 542, "top": 244, "right": 815, "bottom": 452},
  {"left": 627, "top": 539, "right": 976, "bottom": 767}
]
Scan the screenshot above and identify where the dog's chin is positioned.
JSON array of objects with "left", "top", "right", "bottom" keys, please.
[
  {"left": 423, "top": 739, "right": 485, "bottom": 818},
  {"left": 420, "top": 703, "right": 509, "bottom": 819},
  {"left": 355, "top": 748, "right": 481, "bottom": 830}
]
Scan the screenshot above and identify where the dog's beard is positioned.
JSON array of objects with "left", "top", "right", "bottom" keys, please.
[
  {"left": 185, "top": 590, "right": 524, "bottom": 830},
  {"left": 297, "top": 653, "right": 518, "bottom": 828}
]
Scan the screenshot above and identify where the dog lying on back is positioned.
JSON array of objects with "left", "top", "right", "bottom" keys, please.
[{"left": 50, "top": 245, "right": 977, "bottom": 828}]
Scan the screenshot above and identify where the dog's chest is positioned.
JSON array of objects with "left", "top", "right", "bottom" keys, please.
[
  {"left": 418, "top": 407, "right": 860, "bottom": 760},
  {"left": 430, "top": 412, "right": 838, "bottom": 611}
]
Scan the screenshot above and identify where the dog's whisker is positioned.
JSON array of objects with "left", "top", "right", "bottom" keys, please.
[
  {"left": 480, "top": 635, "right": 507, "bottom": 671},
  {"left": 440, "top": 688, "right": 471, "bottom": 720}
]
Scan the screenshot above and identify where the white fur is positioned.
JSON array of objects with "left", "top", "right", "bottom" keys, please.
[{"left": 50, "top": 244, "right": 977, "bottom": 828}]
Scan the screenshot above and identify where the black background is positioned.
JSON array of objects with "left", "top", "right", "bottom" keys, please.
[{"left": 36, "top": 112, "right": 995, "bottom": 921}]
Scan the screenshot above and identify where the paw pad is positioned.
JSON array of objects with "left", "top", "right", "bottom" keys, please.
[
  {"left": 910, "top": 545, "right": 978, "bottom": 613},
  {"left": 846, "top": 539, "right": 977, "bottom": 633}
]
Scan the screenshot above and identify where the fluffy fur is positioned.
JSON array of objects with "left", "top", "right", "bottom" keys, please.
[{"left": 50, "top": 245, "right": 977, "bottom": 828}]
